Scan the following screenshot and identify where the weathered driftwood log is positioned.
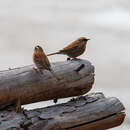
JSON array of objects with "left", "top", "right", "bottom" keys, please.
[
  {"left": 0, "top": 93, "right": 125, "bottom": 130},
  {"left": 0, "top": 59, "right": 94, "bottom": 108}
]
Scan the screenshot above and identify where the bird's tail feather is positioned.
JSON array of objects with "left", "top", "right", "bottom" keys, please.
[
  {"left": 47, "top": 51, "right": 60, "bottom": 56},
  {"left": 50, "top": 69, "right": 62, "bottom": 80}
]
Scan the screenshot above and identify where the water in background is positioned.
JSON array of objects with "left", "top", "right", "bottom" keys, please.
[{"left": 0, "top": 0, "right": 129, "bottom": 129}]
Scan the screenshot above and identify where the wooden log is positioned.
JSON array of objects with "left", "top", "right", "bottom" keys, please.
[
  {"left": 0, "top": 59, "right": 94, "bottom": 108},
  {"left": 0, "top": 93, "right": 125, "bottom": 130}
]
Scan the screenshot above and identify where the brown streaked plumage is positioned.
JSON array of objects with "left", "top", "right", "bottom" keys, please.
[
  {"left": 33, "top": 45, "right": 61, "bottom": 80},
  {"left": 47, "top": 37, "right": 90, "bottom": 59}
]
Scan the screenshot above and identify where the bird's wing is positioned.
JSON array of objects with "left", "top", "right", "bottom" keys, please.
[
  {"left": 40, "top": 52, "right": 51, "bottom": 69},
  {"left": 60, "top": 42, "right": 79, "bottom": 52},
  {"left": 35, "top": 51, "right": 51, "bottom": 70}
]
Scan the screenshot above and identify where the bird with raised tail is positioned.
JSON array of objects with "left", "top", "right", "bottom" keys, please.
[
  {"left": 33, "top": 45, "right": 61, "bottom": 80},
  {"left": 47, "top": 37, "right": 90, "bottom": 59}
]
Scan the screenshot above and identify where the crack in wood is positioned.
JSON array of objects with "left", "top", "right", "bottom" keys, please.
[
  {"left": 74, "top": 64, "right": 85, "bottom": 72},
  {"left": 65, "top": 112, "right": 125, "bottom": 130}
]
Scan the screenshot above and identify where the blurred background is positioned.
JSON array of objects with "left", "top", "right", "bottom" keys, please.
[{"left": 0, "top": 0, "right": 129, "bottom": 129}]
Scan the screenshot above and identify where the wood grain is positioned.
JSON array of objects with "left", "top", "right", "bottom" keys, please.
[
  {"left": 0, "top": 93, "right": 125, "bottom": 130},
  {"left": 0, "top": 59, "right": 94, "bottom": 108}
]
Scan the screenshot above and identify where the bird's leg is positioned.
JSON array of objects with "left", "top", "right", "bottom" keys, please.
[{"left": 16, "top": 98, "right": 21, "bottom": 113}]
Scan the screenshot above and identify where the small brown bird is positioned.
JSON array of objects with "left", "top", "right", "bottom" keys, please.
[
  {"left": 47, "top": 37, "right": 90, "bottom": 59},
  {"left": 33, "top": 45, "right": 61, "bottom": 80}
]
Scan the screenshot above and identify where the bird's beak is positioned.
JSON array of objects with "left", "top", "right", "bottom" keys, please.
[{"left": 87, "top": 39, "right": 90, "bottom": 41}]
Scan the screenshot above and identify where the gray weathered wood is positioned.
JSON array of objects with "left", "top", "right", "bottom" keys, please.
[
  {"left": 70, "top": 113, "right": 125, "bottom": 130},
  {"left": 0, "top": 59, "right": 94, "bottom": 108},
  {"left": 0, "top": 93, "right": 125, "bottom": 130}
]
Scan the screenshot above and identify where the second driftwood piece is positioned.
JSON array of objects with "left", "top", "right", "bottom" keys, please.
[
  {"left": 0, "top": 59, "right": 94, "bottom": 108},
  {"left": 0, "top": 93, "right": 125, "bottom": 130}
]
